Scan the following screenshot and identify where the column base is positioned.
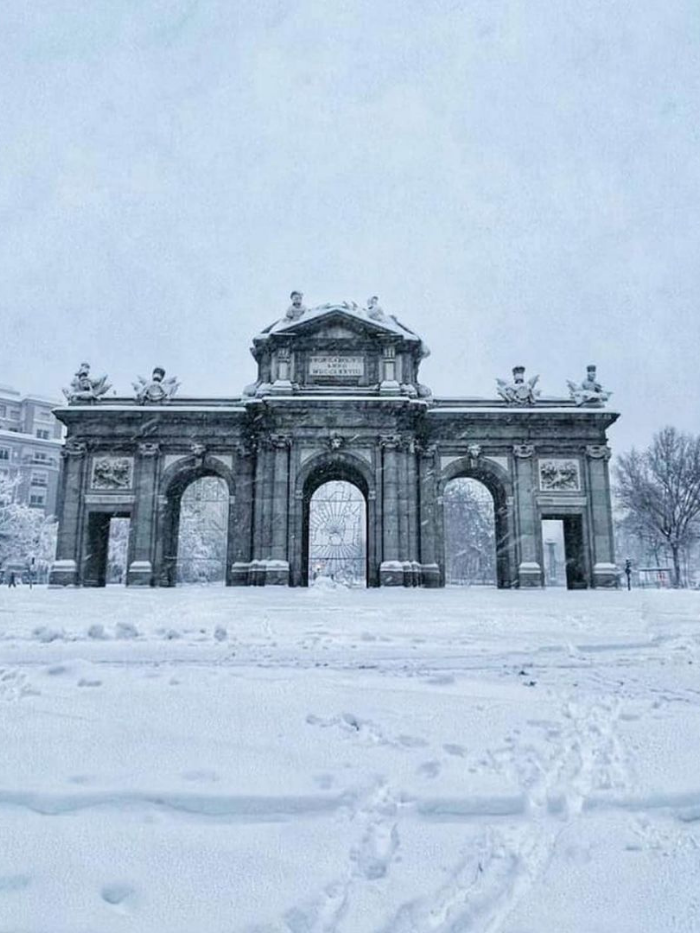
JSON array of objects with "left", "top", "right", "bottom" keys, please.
[
  {"left": 379, "top": 560, "right": 409, "bottom": 586},
  {"left": 48, "top": 559, "right": 79, "bottom": 587},
  {"left": 379, "top": 380, "right": 401, "bottom": 395},
  {"left": 518, "top": 561, "right": 543, "bottom": 587},
  {"left": 420, "top": 563, "right": 442, "bottom": 587},
  {"left": 593, "top": 562, "right": 618, "bottom": 588},
  {"left": 230, "top": 562, "right": 252, "bottom": 586},
  {"left": 126, "top": 560, "right": 154, "bottom": 586},
  {"left": 247, "top": 559, "right": 290, "bottom": 586},
  {"left": 269, "top": 380, "right": 293, "bottom": 395}
]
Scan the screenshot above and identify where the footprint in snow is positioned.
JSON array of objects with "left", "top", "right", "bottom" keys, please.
[
  {"left": 101, "top": 883, "right": 134, "bottom": 906},
  {"left": 0, "top": 875, "right": 30, "bottom": 893},
  {"left": 417, "top": 760, "right": 441, "bottom": 779},
  {"left": 398, "top": 735, "right": 429, "bottom": 749},
  {"left": 443, "top": 743, "right": 467, "bottom": 757}
]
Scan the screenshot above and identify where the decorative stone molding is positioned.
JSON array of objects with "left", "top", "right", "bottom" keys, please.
[
  {"left": 418, "top": 443, "right": 438, "bottom": 459},
  {"left": 467, "top": 443, "right": 482, "bottom": 465},
  {"left": 379, "top": 434, "right": 402, "bottom": 449},
  {"left": 586, "top": 445, "right": 612, "bottom": 461},
  {"left": 326, "top": 432, "right": 345, "bottom": 451},
  {"left": 270, "top": 434, "right": 292, "bottom": 449},
  {"left": 137, "top": 442, "right": 160, "bottom": 457},
  {"left": 190, "top": 442, "right": 207, "bottom": 464},
  {"left": 513, "top": 444, "right": 535, "bottom": 459}
]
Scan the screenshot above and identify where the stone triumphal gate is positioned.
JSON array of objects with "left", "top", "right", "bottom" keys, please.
[{"left": 50, "top": 298, "right": 618, "bottom": 589}]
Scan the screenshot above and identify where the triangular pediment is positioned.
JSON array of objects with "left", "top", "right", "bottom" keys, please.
[{"left": 274, "top": 306, "right": 399, "bottom": 340}]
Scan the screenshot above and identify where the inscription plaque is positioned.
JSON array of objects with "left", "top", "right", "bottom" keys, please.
[{"left": 309, "top": 355, "right": 364, "bottom": 377}]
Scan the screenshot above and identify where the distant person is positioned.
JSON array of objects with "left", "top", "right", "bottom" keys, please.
[
  {"left": 7, "top": 571, "right": 16, "bottom": 588},
  {"left": 624, "top": 559, "right": 632, "bottom": 591}
]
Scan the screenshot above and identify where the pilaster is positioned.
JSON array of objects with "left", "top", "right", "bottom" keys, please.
[
  {"left": 513, "top": 444, "right": 543, "bottom": 587},
  {"left": 586, "top": 445, "right": 617, "bottom": 587},
  {"left": 49, "top": 439, "right": 88, "bottom": 586},
  {"left": 418, "top": 443, "right": 441, "bottom": 587},
  {"left": 126, "top": 442, "right": 160, "bottom": 586}
]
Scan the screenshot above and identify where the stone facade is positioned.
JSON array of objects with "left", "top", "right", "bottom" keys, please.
[{"left": 50, "top": 302, "right": 619, "bottom": 589}]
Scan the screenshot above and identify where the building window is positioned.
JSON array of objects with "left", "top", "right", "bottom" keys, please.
[
  {"left": 9, "top": 410, "right": 20, "bottom": 420},
  {"left": 36, "top": 429, "right": 51, "bottom": 440},
  {"left": 37, "top": 410, "right": 52, "bottom": 421},
  {"left": 31, "top": 471, "right": 48, "bottom": 487},
  {"left": 33, "top": 452, "right": 48, "bottom": 462},
  {"left": 0, "top": 448, "right": 9, "bottom": 461},
  {"left": 29, "top": 493, "right": 46, "bottom": 507},
  {"left": 0, "top": 405, "right": 6, "bottom": 417}
]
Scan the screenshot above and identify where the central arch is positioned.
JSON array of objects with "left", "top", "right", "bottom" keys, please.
[
  {"left": 293, "top": 452, "right": 377, "bottom": 587},
  {"left": 439, "top": 457, "right": 516, "bottom": 588},
  {"left": 157, "top": 456, "right": 236, "bottom": 587}
]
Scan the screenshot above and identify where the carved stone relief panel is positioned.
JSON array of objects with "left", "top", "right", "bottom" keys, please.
[
  {"left": 91, "top": 456, "right": 134, "bottom": 490},
  {"left": 538, "top": 458, "right": 581, "bottom": 492}
]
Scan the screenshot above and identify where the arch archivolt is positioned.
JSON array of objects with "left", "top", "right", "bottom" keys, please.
[{"left": 160, "top": 454, "right": 236, "bottom": 501}]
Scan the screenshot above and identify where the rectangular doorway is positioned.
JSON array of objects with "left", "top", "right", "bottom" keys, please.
[
  {"left": 541, "top": 515, "right": 587, "bottom": 590},
  {"left": 84, "top": 512, "right": 130, "bottom": 586}
]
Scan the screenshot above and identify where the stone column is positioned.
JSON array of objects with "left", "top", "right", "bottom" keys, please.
[
  {"left": 418, "top": 444, "right": 441, "bottom": 587},
  {"left": 49, "top": 439, "right": 88, "bottom": 586},
  {"left": 397, "top": 441, "right": 411, "bottom": 583},
  {"left": 230, "top": 441, "right": 255, "bottom": 586},
  {"left": 513, "top": 444, "right": 543, "bottom": 587},
  {"left": 586, "top": 445, "right": 617, "bottom": 587},
  {"left": 126, "top": 442, "right": 160, "bottom": 586},
  {"left": 380, "top": 434, "right": 404, "bottom": 584},
  {"left": 406, "top": 441, "right": 420, "bottom": 585},
  {"left": 250, "top": 439, "right": 268, "bottom": 585},
  {"left": 268, "top": 434, "right": 291, "bottom": 584}
]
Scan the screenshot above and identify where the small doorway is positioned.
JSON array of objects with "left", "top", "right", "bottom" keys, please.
[
  {"left": 84, "top": 512, "right": 130, "bottom": 587},
  {"left": 305, "top": 480, "right": 367, "bottom": 586},
  {"left": 541, "top": 515, "right": 587, "bottom": 589}
]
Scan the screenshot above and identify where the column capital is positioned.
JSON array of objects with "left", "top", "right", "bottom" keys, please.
[
  {"left": 416, "top": 442, "right": 438, "bottom": 459},
  {"left": 62, "top": 439, "right": 88, "bottom": 458},
  {"left": 513, "top": 443, "right": 535, "bottom": 459},
  {"left": 270, "top": 433, "right": 292, "bottom": 449},
  {"left": 137, "top": 442, "right": 160, "bottom": 457},
  {"left": 379, "top": 434, "right": 402, "bottom": 450},
  {"left": 586, "top": 444, "right": 612, "bottom": 461}
]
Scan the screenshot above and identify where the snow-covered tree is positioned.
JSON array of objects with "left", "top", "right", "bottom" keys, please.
[
  {"left": 0, "top": 475, "right": 57, "bottom": 576},
  {"left": 615, "top": 427, "right": 700, "bottom": 587}
]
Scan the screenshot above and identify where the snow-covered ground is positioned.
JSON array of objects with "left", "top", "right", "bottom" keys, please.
[{"left": 1, "top": 584, "right": 699, "bottom": 933}]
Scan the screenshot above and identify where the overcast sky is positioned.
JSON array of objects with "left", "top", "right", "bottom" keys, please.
[{"left": 1, "top": 0, "right": 698, "bottom": 452}]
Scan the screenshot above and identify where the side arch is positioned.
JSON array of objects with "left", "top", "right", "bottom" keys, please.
[
  {"left": 156, "top": 455, "right": 237, "bottom": 586},
  {"left": 292, "top": 451, "right": 377, "bottom": 587},
  {"left": 438, "top": 456, "right": 516, "bottom": 588}
]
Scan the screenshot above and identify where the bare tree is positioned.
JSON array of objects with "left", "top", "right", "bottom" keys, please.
[{"left": 615, "top": 427, "right": 700, "bottom": 587}]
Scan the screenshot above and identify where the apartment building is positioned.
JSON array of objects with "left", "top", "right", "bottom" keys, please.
[{"left": 0, "top": 385, "right": 64, "bottom": 516}]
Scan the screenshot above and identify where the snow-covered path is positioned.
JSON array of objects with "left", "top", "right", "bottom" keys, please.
[{"left": 1, "top": 585, "right": 699, "bottom": 932}]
